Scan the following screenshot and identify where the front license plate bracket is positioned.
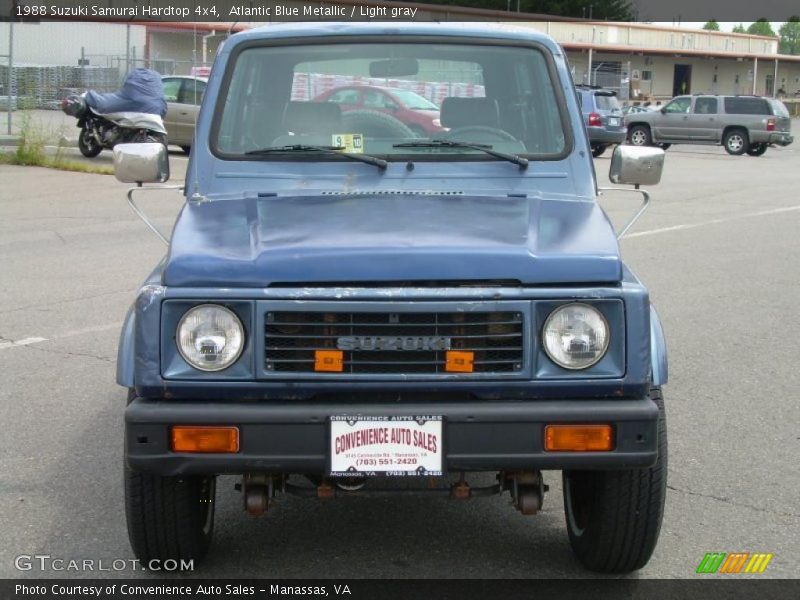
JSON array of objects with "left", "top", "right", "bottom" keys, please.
[{"left": 329, "top": 415, "right": 444, "bottom": 477}]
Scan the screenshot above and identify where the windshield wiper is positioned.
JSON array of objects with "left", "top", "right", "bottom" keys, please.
[
  {"left": 393, "top": 140, "right": 528, "bottom": 169},
  {"left": 245, "top": 144, "right": 387, "bottom": 169}
]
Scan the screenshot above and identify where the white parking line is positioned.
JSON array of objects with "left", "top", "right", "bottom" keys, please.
[
  {"left": 0, "top": 337, "right": 47, "bottom": 350},
  {"left": 625, "top": 205, "right": 800, "bottom": 239},
  {"left": 0, "top": 323, "right": 121, "bottom": 352}
]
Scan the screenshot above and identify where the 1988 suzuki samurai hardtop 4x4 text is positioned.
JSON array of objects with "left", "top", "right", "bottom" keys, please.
[{"left": 115, "top": 22, "right": 668, "bottom": 574}]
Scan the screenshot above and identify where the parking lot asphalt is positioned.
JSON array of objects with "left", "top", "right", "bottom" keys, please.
[{"left": 1, "top": 143, "right": 798, "bottom": 580}]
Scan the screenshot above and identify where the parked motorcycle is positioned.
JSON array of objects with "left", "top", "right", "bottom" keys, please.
[{"left": 61, "top": 68, "right": 168, "bottom": 158}]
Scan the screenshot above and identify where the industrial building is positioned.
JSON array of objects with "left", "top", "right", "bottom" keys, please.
[{"left": 2, "top": 0, "right": 799, "bottom": 110}]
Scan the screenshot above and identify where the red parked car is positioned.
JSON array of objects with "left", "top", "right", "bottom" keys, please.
[{"left": 314, "top": 85, "right": 444, "bottom": 136}]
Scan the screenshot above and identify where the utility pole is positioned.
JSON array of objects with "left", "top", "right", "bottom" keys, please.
[
  {"left": 126, "top": 24, "right": 131, "bottom": 75},
  {"left": 752, "top": 57, "right": 758, "bottom": 95},
  {"left": 7, "top": 15, "right": 14, "bottom": 135},
  {"left": 773, "top": 59, "right": 778, "bottom": 98}
]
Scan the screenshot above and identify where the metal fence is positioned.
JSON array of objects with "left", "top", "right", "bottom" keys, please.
[
  {"left": 0, "top": 64, "right": 116, "bottom": 110},
  {"left": 1, "top": 21, "right": 12, "bottom": 134},
  {"left": 590, "top": 60, "right": 632, "bottom": 102},
  {"left": 0, "top": 57, "right": 199, "bottom": 113},
  {"left": 1, "top": 19, "right": 204, "bottom": 134}
]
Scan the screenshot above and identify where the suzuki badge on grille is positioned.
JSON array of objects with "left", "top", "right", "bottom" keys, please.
[{"left": 336, "top": 336, "right": 452, "bottom": 351}]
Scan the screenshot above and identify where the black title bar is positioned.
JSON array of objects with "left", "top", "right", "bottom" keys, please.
[
  {"left": 2, "top": 0, "right": 800, "bottom": 23},
  {"left": 3, "top": 579, "right": 800, "bottom": 600}
]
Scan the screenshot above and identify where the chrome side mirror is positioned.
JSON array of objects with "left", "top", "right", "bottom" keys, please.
[
  {"left": 113, "top": 143, "right": 169, "bottom": 184},
  {"left": 609, "top": 145, "right": 664, "bottom": 186}
]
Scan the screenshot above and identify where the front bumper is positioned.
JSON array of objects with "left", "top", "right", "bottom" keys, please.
[{"left": 125, "top": 396, "right": 660, "bottom": 476}]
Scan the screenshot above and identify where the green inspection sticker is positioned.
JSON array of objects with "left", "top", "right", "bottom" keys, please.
[{"left": 331, "top": 133, "right": 364, "bottom": 153}]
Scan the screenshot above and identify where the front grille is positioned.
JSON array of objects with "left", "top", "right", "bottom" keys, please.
[{"left": 265, "top": 311, "right": 524, "bottom": 375}]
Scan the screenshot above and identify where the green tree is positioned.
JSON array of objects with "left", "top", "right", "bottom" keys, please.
[
  {"left": 732, "top": 24, "right": 747, "bottom": 33},
  {"left": 747, "top": 19, "right": 776, "bottom": 37},
  {"left": 702, "top": 21, "right": 720, "bottom": 31},
  {"left": 779, "top": 17, "right": 800, "bottom": 55}
]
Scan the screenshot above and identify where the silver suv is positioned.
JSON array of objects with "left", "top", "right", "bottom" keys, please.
[{"left": 625, "top": 94, "right": 793, "bottom": 156}]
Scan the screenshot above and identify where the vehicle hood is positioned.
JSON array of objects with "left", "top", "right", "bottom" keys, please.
[
  {"left": 625, "top": 110, "right": 658, "bottom": 123},
  {"left": 163, "top": 193, "right": 621, "bottom": 287}
]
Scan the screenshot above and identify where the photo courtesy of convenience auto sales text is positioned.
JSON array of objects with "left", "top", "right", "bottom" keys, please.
[
  {"left": 14, "top": 583, "right": 350, "bottom": 596},
  {"left": 117, "top": 21, "right": 668, "bottom": 574}
]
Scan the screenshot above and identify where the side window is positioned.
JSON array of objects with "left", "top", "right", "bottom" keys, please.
[
  {"left": 327, "top": 89, "right": 359, "bottom": 105},
  {"left": 768, "top": 99, "right": 789, "bottom": 118},
  {"left": 162, "top": 78, "right": 181, "bottom": 103},
  {"left": 363, "top": 90, "right": 388, "bottom": 108},
  {"left": 693, "top": 97, "right": 717, "bottom": 114},
  {"left": 382, "top": 95, "right": 399, "bottom": 110},
  {"left": 179, "top": 79, "right": 206, "bottom": 105},
  {"left": 664, "top": 97, "right": 691, "bottom": 114},
  {"left": 724, "top": 97, "right": 770, "bottom": 115}
]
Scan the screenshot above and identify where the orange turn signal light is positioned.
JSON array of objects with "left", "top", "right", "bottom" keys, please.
[
  {"left": 446, "top": 350, "right": 474, "bottom": 373},
  {"left": 315, "top": 349, "right": 344, "bottom": 372},
  {"left": 171, "top": 426, "right": 239, "bottom": 453},
  {"left": 544, "top": 424, "right": 613, "bottom": 452}
]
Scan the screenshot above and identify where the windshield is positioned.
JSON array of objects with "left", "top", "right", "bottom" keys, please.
[
  {"left": 664, "top": 97, "right": 691, "bottom": 113},
  {"left": 214, "top": 40, "right": 568, "bottom": 160}
]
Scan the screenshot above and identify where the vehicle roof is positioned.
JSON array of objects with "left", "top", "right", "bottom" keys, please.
[
  {"left": 229, "top": 21, "right": 560, "bottom": 51},
  {"left": 690, "top": 93, "right": 766, "bottom": 98},
  {"left": 576, "top": 85, "right": 617, "bottom": 95},
  {"left": 161, "top": 75, "right": 208, "bottom": 82}
]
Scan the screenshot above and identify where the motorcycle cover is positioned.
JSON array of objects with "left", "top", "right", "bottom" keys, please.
[
  {"left": 96, "top": 112, "right": 167, "bottom": 135},
  {"left": 84, "top": 68, "right": 167, "bottom": 117}
]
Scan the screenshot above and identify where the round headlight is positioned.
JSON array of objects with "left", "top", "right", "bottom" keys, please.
[
  {"left": 177, "top": 305, "right": 244, "bottom": 372},
  {"left": 542, "top": 303, "right": 609, "bottom": 370}
]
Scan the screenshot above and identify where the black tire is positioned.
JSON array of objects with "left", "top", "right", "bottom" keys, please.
[
  {"left": 723, "top": 129, "right": 749, "bottom": 155},
  {"left": 659, "top": 143, "right": 671, "bottom": 150},
  {"left": 124, "top": 463, "right": 216, "bottom": 567},
  {"left": 591, "top": 145, "right": 607, "bottom": 158},
  {"left": 144, "top": 132, "right": 168, "bottom": 148},
  {"left": 78, "top": 127, "right": 102, "bottom": 157},
  {"left": 746, "top": 143, "right": 767, "bottom": 157},
  {"left": 563, "top": 387, "right": 667, "bottom": 573},
  {"left": 627, "top": 124, "right": 652, "bottom": 147},
  {"left": 180, "top": 145, "right": 192, "bottom": 154}
]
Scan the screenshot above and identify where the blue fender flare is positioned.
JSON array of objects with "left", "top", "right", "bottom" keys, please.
[
  {"left": 116, "top": 305, "right": 136, "bottom": 388},
  {"left": 649, "top": 304, "right": 668, "bottom": 386}
]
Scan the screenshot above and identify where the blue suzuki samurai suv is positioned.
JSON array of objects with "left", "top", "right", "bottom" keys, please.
[{"left": 115, "top": 22, "right": 668, "bottom": 573}]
